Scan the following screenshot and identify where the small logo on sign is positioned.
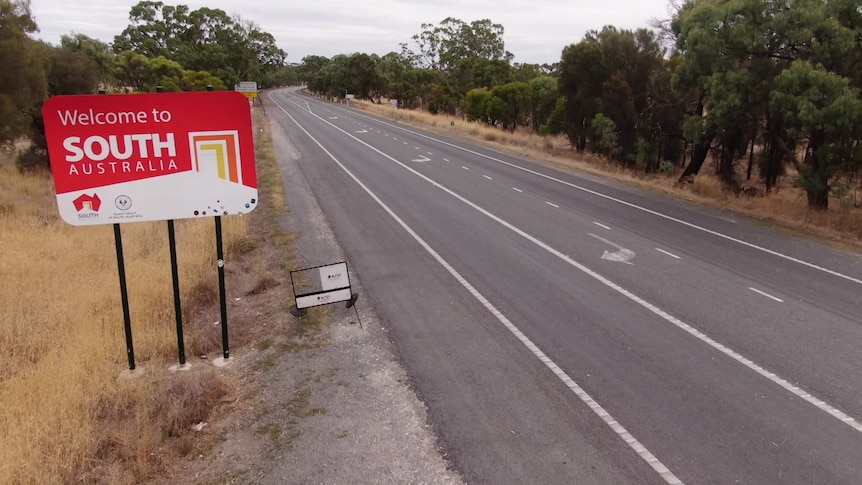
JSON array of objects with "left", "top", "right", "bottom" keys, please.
[
  {"left": 73, "top": 193, "right": 101, "bottom": 219},
  {"left": 73, "top": 193, "right": 101, "bottom": 212},
  {"left": 115, "top": 195, "right": 132, "bottom": 211}
]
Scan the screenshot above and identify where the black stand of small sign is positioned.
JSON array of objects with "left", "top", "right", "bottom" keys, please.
[
  {"left": 114, "top": 223, "right": 136, "bottom": 370},
  {"left": 215, "top": 216, "right": 229, "bottom": 359},
  {"left": 289, "top": 304, "right": 307, "bottom": 338},
  {"left": 346, "top": 293, "right": 363, "bottom": 328}
]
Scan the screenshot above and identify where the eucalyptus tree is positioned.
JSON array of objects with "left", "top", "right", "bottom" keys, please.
[
  {"left": 113, "top": 50, "right": 152, "bottom": 92},
  {"left": 401, "top": 17, "right": 515, "bottom": 112},
  {"left": 299, "top": 55, "right": 331, "bottom": 90},
  {"left": 558, "top": 26, "right": 664, "bottom": 162},
  {"left": 488, "top": 82, "right": 532, "bottom": 132},
  {"left": 463, "top": 87, "right": 494, "bottom": 125},
  {"left": 0, "top": 0, "right": 45, "bottom": 146},
  {"left": 46, "top": 45, "right": 100, "bottom": 95},
  {"left": 672, "top": 0, "right": 862, "bottom": 207},
  {"left": 114, "top": 1, "right": 287, "bottom": 87},
  {"left": 347, "top": 53, "right": 383, "bottom": 100},
  {"left": 528, "top": 76, "right": 559, "bottom": 133},
  {"left": 60, "top": 33, "right": 114, "bottom": 88},
  {"left": 672, "top": 0, "right": 785, "bottom": 188},
  {"left": 378, "top": 52, "right": 421, "bottom": 108},
  {"left": 404, "top": 17, "right": 512, "bottom": 72}
]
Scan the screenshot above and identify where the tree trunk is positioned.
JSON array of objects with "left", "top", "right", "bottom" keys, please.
[
  {"left": 746, "top": 125, "right": 756, "bottom": 181},
  {"left": 804, "top": 131, "right": 829, "bottom": 210},
  {"left": 807, "top": 186, "right": 830, "bottom": 208},
  {"left": 679, "top": 137, "right": 710, "bottom": 182},
  {"left": 677, "top": 95, "right": 711, "bottom": 183},
  {"left": 717, "top": 126, "right": 744, "bottom": 190}
]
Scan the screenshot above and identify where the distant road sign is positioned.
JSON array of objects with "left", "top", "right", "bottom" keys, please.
[{"left": 235, "top": 82, "right": 258, "bottom": 98}]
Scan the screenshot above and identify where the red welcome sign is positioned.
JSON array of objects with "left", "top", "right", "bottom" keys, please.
[{"left": 43, "top": 91, "right": 257, "bottom": 226}]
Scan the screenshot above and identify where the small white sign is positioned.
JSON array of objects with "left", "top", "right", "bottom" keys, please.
[
  {"left": 320, "top": 262, "right": 349, "bottom": 291},
  {"left": 296, "top": 288, "right": 352, "bottom": 309},
  {"left": 236, "top": 81, "right": 258, "bottom": 92}
]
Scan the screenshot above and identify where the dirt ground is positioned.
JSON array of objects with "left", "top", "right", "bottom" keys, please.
[{"left": 152, "top": 114, "right": 463, "bottom": 484}]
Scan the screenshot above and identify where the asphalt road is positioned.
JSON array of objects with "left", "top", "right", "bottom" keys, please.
[{"left": 266, "top": 87, "right": 862, "bottom": 484}]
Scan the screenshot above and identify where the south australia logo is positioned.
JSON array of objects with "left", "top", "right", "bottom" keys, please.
[{"left": 73, "top": 193, "right": 101, "bottom": 219}]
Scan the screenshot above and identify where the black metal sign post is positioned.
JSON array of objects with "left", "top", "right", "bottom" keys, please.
[
  {"left": 167, "top": 219, "right": 187, "bottom": 368},
  {"left": 99, "top": 89, "right": 135, "bottom": 371},
  {"left": 215, "top": 215, "right": 230, "bottom": 360},
  {"left": 100, "top": 90, "right": 137, "bottom": 372},
  {"left": 114, "top": 223, "right": 136, "bottom": 370},
  {"left": 154, "top": 86, "right": 188, "bottom": 370},
  {"left": 205, "top": 84, "right": 232, "bottom": 364}
]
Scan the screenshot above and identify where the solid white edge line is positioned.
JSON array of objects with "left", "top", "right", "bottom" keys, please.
[
  {"left": 275, "top": 95, "right": 684, "bottom": 484},
  {"left": 279, "top": 91, "right": 862, "bottom": 434},
  {"left": 594, "top": 222, "right": 612, "bottom": 230},
  {"left": 749, "top": 287, "right": 785, "bottom": 303},
  {"left": 343, "top": 107, "right": 862, "bottom": 286},
  {"left": 656, "top": 248, "right": 682, "bottom": 260}
]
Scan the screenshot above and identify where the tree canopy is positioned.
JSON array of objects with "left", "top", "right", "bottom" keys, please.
[
  {"left": 113, "top": 1, "right": 288, "bottom": 87},
  {"left": 402, "top": 17, "right": 513, "bottom": 72}
]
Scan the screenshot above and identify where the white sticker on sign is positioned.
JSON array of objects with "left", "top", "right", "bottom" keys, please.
[{"left": 319, "top": 262, "right": 349, "bottom": 291}]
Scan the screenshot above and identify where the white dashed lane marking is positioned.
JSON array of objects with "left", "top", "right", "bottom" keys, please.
[
  {"left": 656, "top": 248, "right": 681, "bottom": 260},
  {"left": 749, "top": 287, "right": 784, "bottom": 303}
]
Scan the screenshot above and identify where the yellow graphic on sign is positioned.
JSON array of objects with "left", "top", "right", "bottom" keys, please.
[{"left": 189, "top": 131, "right": 243, "bottom": 184}]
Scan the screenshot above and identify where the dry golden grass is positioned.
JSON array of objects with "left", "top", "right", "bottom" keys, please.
[
  {"left": 0, "top": 109, "right": 269, "bottom": 482},
  {"left": 352, "top": 99, "right": 862, "bottom": 248}
]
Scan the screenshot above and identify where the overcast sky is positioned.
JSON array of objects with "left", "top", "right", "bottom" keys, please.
[{"left": 30, "top": 0, "right": 674, "bottom": 65}]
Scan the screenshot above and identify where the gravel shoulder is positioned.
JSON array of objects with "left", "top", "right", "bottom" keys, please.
[{"left": 154, "top": 109, "right": 462, "bottom": 484}]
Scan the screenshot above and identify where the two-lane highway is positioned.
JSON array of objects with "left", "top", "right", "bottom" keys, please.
[{"left": 268, "top": 88, "right": 862, "bottom": 483}]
